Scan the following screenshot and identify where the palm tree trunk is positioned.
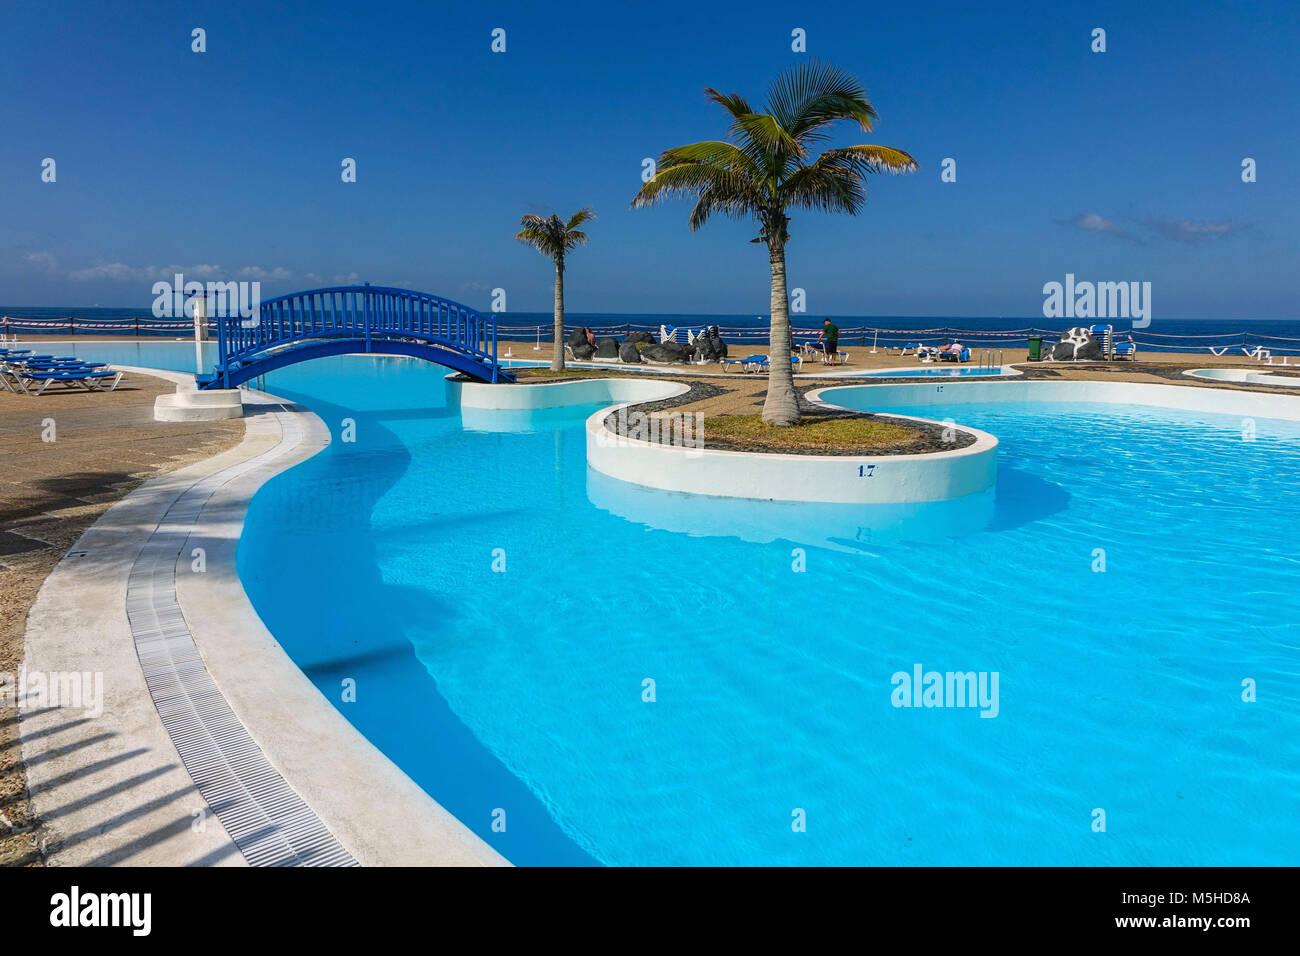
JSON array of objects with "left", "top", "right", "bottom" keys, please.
[
  {"left": 552, "top": 259, "right": 566, "bottom": 372},
  {"left": 761, "top": 237, "right": 800, "bottom": 425}
]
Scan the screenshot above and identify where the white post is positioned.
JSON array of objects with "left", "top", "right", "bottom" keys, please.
[
  {"left": 870, "top": 329, "right": 878, "bottom": 354},
  {"left": 191, "top": 294, "right": 206, "bottom": 376}
]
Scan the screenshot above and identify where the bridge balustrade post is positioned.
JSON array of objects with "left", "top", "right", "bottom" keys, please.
[
  {"left": 216, "top": 314, "right": 227, "bottom": 387},
  {"left": 365, "top": 289, "right": 372, "bottom": 353}
]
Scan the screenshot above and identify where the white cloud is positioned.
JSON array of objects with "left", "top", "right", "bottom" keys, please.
[
  {"left": 64, "top": 262, "right": 292, "bottom": 283},
  {"left": 1149, "top": 218, "right": 1233, "bottom": 242},
  {"left": 237, "top": 265, "right": 291, "bottom": 280},
  {"left": 67, "top": 262, "right": 149, "bottom": 281},
  {"left": 24, "top": 251, "right": 58, "bottom": 273},
  {"left": 1067, "top": 212, "right": 1131, "bottom": 238}
]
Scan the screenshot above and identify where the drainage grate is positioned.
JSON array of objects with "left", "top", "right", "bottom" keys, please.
[{"left": 125, "top": 407, "right": 354, "bottom": 867}]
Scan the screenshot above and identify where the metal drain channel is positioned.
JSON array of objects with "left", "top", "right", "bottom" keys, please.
[{"left": 125, "top": 406, "right": 356, "bottom": 866}]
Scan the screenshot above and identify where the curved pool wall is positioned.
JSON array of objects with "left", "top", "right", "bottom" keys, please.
[
  {"left": 448, "top": 375, "right": 686, "bottom": 431},
  {"left": 854, "top": 365, "right": 1022, "bottom": 378},
  {"left": 586, "top": 469, "right": 997, "bottom": 551},
  {"left": 52, "top": 342, "right": 1300, "bottom": 866},
  {"left": 1184, "top": 367, "right": 1300, "bottom": 388},
  {"left": 587, "top": 405, "right": 997, "bottom": 504},
  {"left": 813, "top": 378, "right": 1300, "bottom": 421}
]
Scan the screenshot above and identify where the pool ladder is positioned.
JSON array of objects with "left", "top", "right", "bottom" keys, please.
[{"left": 977, "top": 349, "right": 1003, "bottom": 372}]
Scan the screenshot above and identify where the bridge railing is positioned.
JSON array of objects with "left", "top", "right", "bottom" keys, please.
[{"left": 216, "top": 284, "right": 497, "bottom": 366}]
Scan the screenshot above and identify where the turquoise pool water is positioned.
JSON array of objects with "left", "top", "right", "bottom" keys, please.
[{"left": 62, "top": 342, "right": 1300, "bottom": 865}]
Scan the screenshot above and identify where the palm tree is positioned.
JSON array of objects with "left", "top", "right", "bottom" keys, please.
[
  {"left": 515, "top": 209, "right": 596, "bottom": 372},
  {"left": 632, "top": 63, "right": 916, "bottom": 424}
]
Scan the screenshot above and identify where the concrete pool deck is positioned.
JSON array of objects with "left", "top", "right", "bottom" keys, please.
[{"left": 15, "top": 367, "right": 507, "bottom": 867}]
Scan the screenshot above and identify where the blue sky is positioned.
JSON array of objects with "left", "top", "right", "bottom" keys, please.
[{"left": 2, "top": 0, "right": 1296, "bottom": 318}]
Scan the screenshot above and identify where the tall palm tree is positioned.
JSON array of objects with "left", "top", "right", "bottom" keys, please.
[
  {"left": 515, "top": 208, "right": 595, "bottom": 372},
  {"left": 632, "top": 63, "right": 916, "bottom": 424}
]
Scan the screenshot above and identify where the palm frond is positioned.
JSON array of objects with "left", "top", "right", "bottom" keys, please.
[
  {"left": 566, "top": 207, "right": 596, "bottom": 230},
  {"left": 826, "top": 144, "right": 919, "bottom": 174},
  {"left": 633, "top": 161, "right": 766, "bottom": 221},
  {"left": 731, "top": 112, "right": 803, "bottom": 163},
  {"left": 766, "top": 61, "right": 878, "bottom": 146},
  {"left": 704, "top": 87, "right": 754, "bottom": 120}
]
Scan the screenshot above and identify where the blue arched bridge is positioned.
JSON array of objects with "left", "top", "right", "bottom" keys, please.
[{"left": 196, "top": 284, "right": 514, "bottom": 389}]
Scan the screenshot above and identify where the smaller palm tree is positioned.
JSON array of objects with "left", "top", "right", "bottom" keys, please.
[{"left": 515, "top": 209, "right": 595, "bottom": 371}]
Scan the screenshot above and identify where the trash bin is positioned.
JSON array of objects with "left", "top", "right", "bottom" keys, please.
[{"left": 1027, "top": 335, "right": 1044, "bottom": 361}]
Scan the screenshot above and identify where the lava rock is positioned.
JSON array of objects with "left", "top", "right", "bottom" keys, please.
[
  {"left": 628, "top": 331, "right": 655, "bottom": 345},
  {"left": 1048, "top": 327, "right": 1103, "bottom": 361},
  {"left": 640, "top": 342, "right": 692, "bottom": 364},
  {"left": 594, "top": 336, "right": 620, "bottom": 358},
  {"left": 567, "top": 326, "right": 591, "bottom": 348},
  {"left": 619, "top": 340, "right": 643, "bottom": 363},
  {"left": 571, "top": 343, "right": 596, "bottom": 360},
  {"left": 693, "top": 328, "right": 728, "bottom": 361}
]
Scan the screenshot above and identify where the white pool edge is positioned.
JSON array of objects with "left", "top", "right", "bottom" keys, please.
[{"left": 1183, "top": 367, "right": 1300, "bottom": 388}]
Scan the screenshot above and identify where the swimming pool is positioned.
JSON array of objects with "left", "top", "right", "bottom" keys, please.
[{"left": 60, "top": 342, "right": 1300, "bottom": 865}]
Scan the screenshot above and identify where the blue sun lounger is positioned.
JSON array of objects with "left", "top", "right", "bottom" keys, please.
[
  {"left": 726, "top": 354, "right": 804, "bottom": 373},
  {"left": 721, "top": 353, "right": 769, "bottom": 372},
  {"left": 4, "top": 364, "right": 123, "bottom": 395}
]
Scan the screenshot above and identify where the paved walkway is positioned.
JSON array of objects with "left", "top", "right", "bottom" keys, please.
[{"left": 1, "top": 371, "right": 242, "bottom": 865}]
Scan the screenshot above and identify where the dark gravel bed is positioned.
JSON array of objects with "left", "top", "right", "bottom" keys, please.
[{"left": 601, "top": 380, "right": 727, "bottom": 418}]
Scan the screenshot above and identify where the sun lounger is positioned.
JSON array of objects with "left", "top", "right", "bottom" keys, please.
[
  {"left": 721, "top": 354, "right": 803, "bottom": 373},
  {"left": 1113, "top": 341, "right": 1137, "bottom": 360},
  {"left": 8, "top": 366, "right": 123, "bottom": 395},
  {"left": 1090, "top": 324, "right": 1114, "bottom": 358},
  {"left": 937, "top": 346, "right": 971, "bottom": 363},
  {"left": 15, "top": 358, "right": 93, "bottom": 370},
  {"left": 721, "top": 353, "right": 769, "bottom": 373}
]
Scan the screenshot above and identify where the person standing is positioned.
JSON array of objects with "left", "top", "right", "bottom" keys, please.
[{"left": 816, "top": 318, "right": 840, "bottom": 365}]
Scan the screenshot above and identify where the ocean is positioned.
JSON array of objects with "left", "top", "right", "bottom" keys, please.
[{"left": 3, "top": 306, "right": 1299, "bottom": 354}]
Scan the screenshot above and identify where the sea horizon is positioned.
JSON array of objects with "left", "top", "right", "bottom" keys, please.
[{"left": 2, "top": 305, "right": 1297, "bottom": 324}]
